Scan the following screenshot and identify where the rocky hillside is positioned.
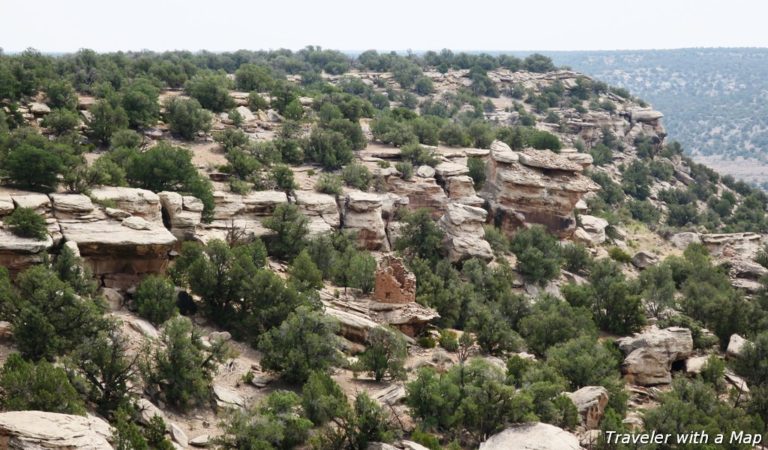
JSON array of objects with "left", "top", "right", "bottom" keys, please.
[
  {"left": 545, "top": 48, "right": 768, "bottom": 185},
  {"left": 0, "top": 49, "right": 767, "bottom": 449}
]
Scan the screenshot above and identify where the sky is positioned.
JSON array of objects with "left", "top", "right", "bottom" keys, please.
[{"left": 2, "top": 0, "right": 767, "bottom": 53}]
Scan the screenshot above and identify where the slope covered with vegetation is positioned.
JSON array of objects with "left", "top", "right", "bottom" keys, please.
[{"left": 0, "top": 47, "right": 767, "bottom": 449}]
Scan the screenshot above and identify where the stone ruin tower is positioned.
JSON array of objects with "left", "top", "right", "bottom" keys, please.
[{"left": 373, "top": 256, "right": 416, "bottom": 304}]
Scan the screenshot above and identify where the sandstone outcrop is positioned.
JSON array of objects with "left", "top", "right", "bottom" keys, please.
[
  {"left": 574, "top": 215, "right": 608, "bottom": 245},
  {"left": 437, "top": 203, "right": 493, "bottom": 262},
  {"left": 0, "top": 228, "right": 54, "bottom": 275},
  {"left": 158, "top": 191, "right": 203, "bottom": 239},
  {"left": 617, "top": 326, "right": 693, "bottom": 386},
  {"left": 444, "top": 175, "right": 483, "bottom": 206},
  {"left": 479, "top": 423, "right": 581, "bottom": 450},
  {"left": 0, "top": 411, "right": 112, "bottom": 449},
  {"left": 60, "top": 219, "right": 176, "bottom": 289},
  {"left": 700, "top": 232, "right": 762, "bottom": 259},
  {"left": 198, "top": 190, "right": 287, "bottom": 242},
  {"left": 567, "top": 386, "right": 609, "bottom": 429},
  {"left": 90, "top": 187, "right": 163, "bottom": 223},
  {"left": 727, "top": 334, "right": 749, "bottom": 358},
  {"left": 294, "top": 191, "right": 340, "bottom": 235},
  {"left": 479, "top": 141, "right": 599, "bottom": 237},
  {"left": 385, "top": 176, "right": 448, "bottom": 217},
  {"left": 342, "top": 191, "right": 388, "bottom": 250}
]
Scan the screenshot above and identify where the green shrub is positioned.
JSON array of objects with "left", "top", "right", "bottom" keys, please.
[
  {"left": 509, "top": 226, "right": 561, "bottom": 284},
  {"left": 248, "top": 91, "right": 269, "bottom": 111},
  {"left": 229, "top": 178, "right": 252, "bottom": 194},
  {"left": 185, "top": 72, "right": 234, "bottom": 112},
  {"left": 140, "top": 316, "right": 230, "bottom": 410},
  {"left": 589, "top": 143, "right": 612, "bottom": 166},
  {"left": 342, "top": 163, "right": 372, "bottom": 190},
  {"left": 5, "top": 207, "right": 47, "bottom": 240},
  {"left": 263, "top": 203, "right": 309, "bottom": 260},
  {"left": 0, "top": 353, "right": 85, "bottom": 414},
  {"left": 41, "top": 108, "right": 80, "bottom": 135},
  {"left": 395, "top": 161, "right": 414, "bottom": 180},
  {"left": 301, "top": 371, "right": 347, "bottom": 425},
  {"left": 439, "top": 329, "right": 459, "bottom": 352},
  {"left": 258, "top": 306, "right": 342, "bottom": 384},
  {"left": 355, "top": 327, "right": 408, "bottom": 382},
  {"left": 164, "top": 97, "right": 212, "bottom": 140},
  {"left": 306, "top": 128, "right": 353, "bottom": 169},
  {"left": 217, "top": 391, "right": 312, "bottom": 449},
  {"left": 400, "top": 143, "right": 438, "bottom": 166},
  {"left": 561, "top": 242, "right": 591, "bottom": 274},
  {"left": 628, "top": 199, "right": 661, "bottom": 224},
  {"left": 608, "top": 246, "right": 632, "bottom": 264},
  {"left": 135, "top": 275, "right": 177, "bottom": 326},
  {"left": 4, "top": 144, "right": 62, "bottom": 190},
  {"left": 87, "top": 100, "right": 129, "bottom": 145},
  {"left": 439, "top": 123, "right": 470, "bottom": 147},
  {"left": 467, "top": 157, "right": 486, "bottom": 188},
  {"left": 315, "top": 173, "right": 343, "bottom": 195},
  {"left": 122, "top": 78, "right": 161, "bottom": 129},
  {"left": 110, "top": 129, "right": 143, "bottom": 149}
]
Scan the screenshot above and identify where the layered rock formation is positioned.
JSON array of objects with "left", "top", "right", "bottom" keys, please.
[
  {"left": 0, "top": 411, "right": 112, "bottom": 449},
  {"left": 617, "top": 326, "right": 694, "bottom": 386},
  {"left": 198, "top": 190, "right": 287, "bottom": 242},
  {"left": 480, "top": 141, "right": 599, "bottom": 237},
  {"left": 567, "top": 386, "right": 609, "bottom": 430},
  {"left": 294, "top": 191, "right": 340, "bottom": 235},
  {"left": 158, "top": 191, "right": 203, "bottom": 239},
  {"left": 342, "top": 192, "right": 388, "bottom": 250},
  {"left": 437, "top": 203, "right": 493, "bottom": 262},
  {"left": 479, "top": 423, "right": 581, "bottom": 450},
  {"left": 54, "top": 190, "right": 177, "bottom": 289}
]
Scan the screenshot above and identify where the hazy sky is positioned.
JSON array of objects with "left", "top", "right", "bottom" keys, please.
[{"left": 2, "top": 0, "right": 767, "bottom": 53}]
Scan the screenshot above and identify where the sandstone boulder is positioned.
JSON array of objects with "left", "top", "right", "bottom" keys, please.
[
  {"left": 567, "top": 386, "right": 609, "bottom": 429},
  {"left": 386, "top": 176, "right": 448, "bottom": 216},
  {"left": 727, "top": 334, "right": 749, "bottom": 358},
  {"left": 632, "top": 250, "right": 659, "bottom": 269},
  {"left": 60, "top": 219, "right": 176, "bottom": 289},
  {"left": 437, "top": 203, "right": 493, "bottom": 262},
  {"left": 623, "top": 348, "right": 671, "bottom": 385},
  {"left": 518, "top": 148, "right": 584, "bottom": 172},
  {"left": 700, "top": 233, "right": 762, "bottom": 259},
  {"left": 137, "top": 398, "right": 165, "bottom": 425},
  {"left": 479, "top": 423, "right": 581, "bottom": 450},
  {"left": 617, "top": 326, "right": 693, "bottom": 364},
  {"left": 617, "top": 326, "right": 693, "bottom": 386},
  {"left": 0, "top": 228, "right": 53, "bottom": 274},
  {"left": 0, "top": 194, "right": 13, "bottom": 216},
  {"left": 343, "top": 192, "right": 387, "bottom": 250},
  {"left": 50, "top": 193, "right": 96, "bottom": 219},
  {"left": 576, "top": 215, "right": 608, "bottom": 245},
  {"left": 0, "top": 411, "right": 112, "bottom": 449},
  {"left": 685, "top": 355, "right": 710, "bottom": 375},
  {"left": 159, "top": 191, "right": 203, "bottom": 239},
  {"left": 669, "top": 232, "right": 701, "bottom": 249},
  {"left": 295, "top": 191, "right": 340, "bottom": 235},
  {"left": 434, "top": 161, "right": 469, "bottom": 178},
  {"left": 213, "top": 385, "right": 245, "bottom": 409},
  {"left": 12, "top": 193, "right": 51, "bottom": 212},
  {"left": 631, "top": 109, "right": 664, "bottom": 123},
  {"left": 416, "top": 165, "right": 436, "bottom": 178},
  {"left": 90, "top": 187, "right": 162, "bottom": 223}
]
